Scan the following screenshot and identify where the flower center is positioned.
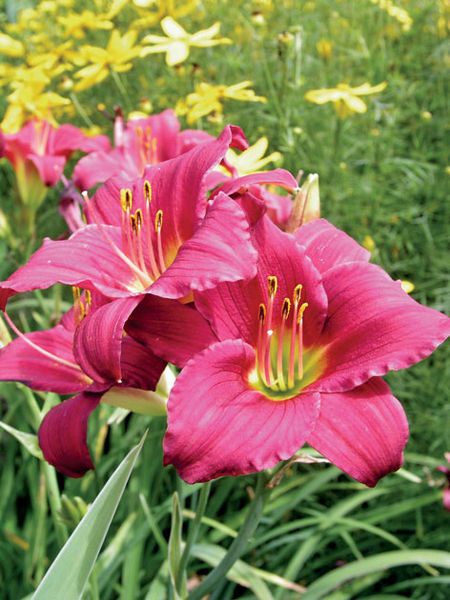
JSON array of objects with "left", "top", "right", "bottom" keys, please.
[
  {"left": 250, "top": 275, "right": 322, "bottom": 400},
  {"left": 134, "top": 125, "right": 158, "bottom": 174},
  {"left": 83, "top": 181, "right": 167, "bottom": 293}
]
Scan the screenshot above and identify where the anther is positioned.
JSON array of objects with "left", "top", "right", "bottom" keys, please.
[
  {"left": 297, "top": 302, "right": 308, "bottom": 323},
  {"left": 143, "top": 180, "right": 152, "bottom": 203},
  {"left": 281, "top": 298, "right": 291, "bottom": 319},
  {"left": 120, "top": 188, "right": 132, "bottom": 212},
  {"left": 259, "top": 303, "right": 266, "bottom": 322},
  {"left": 135, "top": 209, "right": 143, "bottom": 230},
  {"left": 268, "top": 276, "right": 278, "bottom": 298},
  {"left": 155, "top": 210, "right": 163, "bottom": 232},
  {"left": 293, "top": 284, "right": 302, "bottom": 306}
]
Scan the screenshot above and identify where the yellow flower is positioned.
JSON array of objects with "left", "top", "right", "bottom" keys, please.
[
  {"left": 74, "top": 30, "right": 144, "bottom": 91},
  {"left": 225, "top": 137, "right": 281, "bottom": 176},
  {"left": 130, "top": 0, "right": 201, "bottom": 30},
  {"left": 176, "top": 81, "right": 266, "bottom": 124},
  {"left": 316, "top": 38, "right": 333, "bottom": 61},
  {"left": 401, "top": 280, "right": 415, "bottom": 294},
  {"left": 0, "top": 33, "right": 25, "bottom": 57},
  {"left": 362, "top": 235, "right": 376, "bottom": 252},
  {"left": 304, "top": 81, "right": 387, "bottom": 119},
  {"left": 2, "top": 79, "right": 70, "bottom": 133},
  {"left": 140, "top": 17, "right": 231, "bottom": 66},
  {"left": 57, "top": 10, "right": 114, "bottom": 38}
]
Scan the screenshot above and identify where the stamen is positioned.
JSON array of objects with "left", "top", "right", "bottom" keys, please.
[
  {"left": 82, "top": 191, "right": 151, "bottom": 290},
  {"left": 155, "top": 210, "right": 166, "bottom": 273},
  {"left": 288, "top": 284, "right": 302, "bottom": 387},
  {"left": 120, "top": 188, "right": 132, "bottom": 212},
  {"left": 132, "top": 209, "right": 148, "bottom": 274},
  {"left": 276, "top": 298, "right": 291, "bottom": 391},
  {"left": 143, "top": 181, "right": 160, "bottom": 279},
  {"left": 143, "top": 180, "right": 152, "bottom": 203},
  {"left": 256, "top": 303, "right": 266, "bottom": 384},
  {"left": 263, "top": 276, "right": 277, "bottom": 386},
  {"left": 297, "top": 302, "right": 308, "bottom": 379},
  {"left": 3, "top": 311, "right": 88, "bottom": 376}
]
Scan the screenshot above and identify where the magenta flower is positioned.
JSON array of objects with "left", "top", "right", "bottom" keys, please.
[
  {"left": 157, "top": 217, "right": 450, "bottom": 485},
  {"left": 73, "top": 109, "right": 214, "bottom": 190},
  {"left": 3, "top": 119, "right": 109, "bottom": 206},
  {"left": 0, "top": 294, "right": 166, "bottom": 476},
  {"left": 0, "top": 125, "right": 257, "bottom": 309}
]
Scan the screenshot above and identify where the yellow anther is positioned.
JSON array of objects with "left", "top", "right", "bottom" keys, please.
[
  {"left": 258, "top": 303, "right": 266, "bottom": 322},
  {"left": 145, "top": 125, "right": 152, "bottom": 139},
  {"left": 130, "top": 214, "right": 137, "bottom": 234},
  {"left": 268, "top": 276, "right": 278, "bottom": 298},
  {"left": 155, "top": 209, "right": 163, "bottom": 232},
  {"left": 135, "top": 125, "right": 143, "bottom": 140},
  {"left": 72, "top": 286, "right": 81, "bottom": 302},
  {"left": 151, "top": 137, "right": 157, "bottom": 153},
  {"left": 134, "top": 208, "right": 143, "bottom": 230},
  {"left": 120, "top": 188, "right": 132, "bottom": 212},
  {"left": 297, "top": 302, "right": 308, "bottom": 323},
  {"left": 281, "top": 298, "right": 291, "bottom": 319},
  {"left": 293, "top": 284, "right": 303, "bottom": 305},
  {"left": 85, "top": 289, "right": 92, "bottom": 308},
  {"left": 143, "top": 180, "right": 152, "bottom": 203}
]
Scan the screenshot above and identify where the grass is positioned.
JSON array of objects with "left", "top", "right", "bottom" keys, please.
[{"left": 0, "top": 0, "right": 449, "bottom": 598}]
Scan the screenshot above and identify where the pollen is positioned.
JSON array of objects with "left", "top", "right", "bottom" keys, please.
[
  {"left": 120, "top": 188, "right": 132, "bottom": 212},
  {"left": 282, "top": 298, "right": 291, "bottom": 319},
  {"left": 155, "top": 209, "right": 163, "bottom": 232},
  {"left": 268, "top": 275, "right": 278, "bottom": 298},
  {"left": 143, "top": 180, "right": 152, "bottom": 203}
]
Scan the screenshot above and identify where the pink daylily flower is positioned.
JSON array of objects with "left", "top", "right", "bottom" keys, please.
[
  {"left": 73, "top": 109, "right": 214, "bottom": 190},
  {"left": 437, "top": 453, "right": 450, "bottom": 511},
  {"left": 0, "top": 294, "right": 166, "bottom": 476},
  {"left": 159, "top": 217, "right": 450, "bottom": 485},
  {"left": 0, "top": 125, "right": 257, "bottom": 309},
  {"left": 3, "top": 119, "right": 109, "bottom": 189}
]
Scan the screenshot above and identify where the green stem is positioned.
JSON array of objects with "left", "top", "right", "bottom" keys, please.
[
  {"left": 187, "top": 473, "right": 271, "bottom": 600},
  {"left": 70, "top": 92, "right": 94, "bottom": 127},
  {"left": 110, "top": 70, "right": 132, "bottom": 111},
  {"left": 175, "top": 481, "right": 211, "bottom": 591}
]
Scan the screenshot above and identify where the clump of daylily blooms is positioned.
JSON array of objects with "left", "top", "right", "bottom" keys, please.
[{"left": 0, "top": 114, "right": 449, "bottom": 489}]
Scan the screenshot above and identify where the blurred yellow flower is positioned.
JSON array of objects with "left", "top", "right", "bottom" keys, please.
[
  {"left": 304, "top": 81, "right": 387, "bottom": 119},
  {"left": 0, "top": 33, "right": 25, "bottom": 57},
  {"left": 74, "top": 30, "right": 144, "bottom": 91},
  {"left": 401, "top": 280, "right": 415, "bottom": 294},
  {"left": 58, "top": 10, "right": 114, "bottom": 38},
  {"left": 140, "top": 17, "right": 231, "bottom": 66},
  {"left": 176, "top": 81, "right": 266, "bottom": 124},
  {"left": 316, "top": 38, "right": 333, "bottom": 61},
  {"left": 2, "top": 77, "right": 70, "bottom": 133},
  {"left": 370, "top": 0, "right": 413, "bottom": 32},
  {"left": 225, "top": 137, "right": 281, "bottom": 176},
  {"left": 362, "top": 235, "right": 376, "bottom": 252},
  {"left": 130, "top": 0, "right": 200, "bottom": 29}
]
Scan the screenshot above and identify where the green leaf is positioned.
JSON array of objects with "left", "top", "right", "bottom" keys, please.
[
  {"left": 31, "top": 431, "right": 147, "bottom": 600},
  {"left": 300, "top": 550, "right": 450, "bottom": 600},
  {"left": 168, "top": 491, "right": 186, "bottom": 599},
  {"left": 0, "top": 420, "right": 43, "bottom": 459}
]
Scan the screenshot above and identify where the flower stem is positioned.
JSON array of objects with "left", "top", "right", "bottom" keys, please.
[
  {"left": 187, "top": 472, "right": 271, "bottom": 600},
  {"left": 175, "top": 481, "right": 211, "bottom": 592}
]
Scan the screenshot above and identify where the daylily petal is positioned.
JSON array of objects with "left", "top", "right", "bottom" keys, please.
[
  {"left": 119, "top": 336, "right": 166, "bottom": 390},
  {"left": 0, "top": 324, "right": 91, "bottom": 394},
  {"left": 150, "top": 192, "right": 257, "bottom": 298},
  {"left": 308, "top": 378, "right": 409, "bottom": 487},
  {"left": 38, "top": 392, "right": 101, "bottom": 477},
  {"left": 195, "top": 216, "right": 328, "bottom": 348},
  {"left": 73, "top": 296, "right": 142, "bottom": 385},
  {"left": 0, "top": 225, "right": 142, "bottom": 309},
  {"left": 316, "top": 262, "right": 450, "bottom": 392},
  {"left": 294, "top": 218, "right": 370, "bottom": 273},
  {"left": 52, "top": 124, "right": 110, "bottom": 156},
  {"left": 211, "top": 168, "right": 298, "bottom": 199},
  {"left": 164, "top": 339, "right": 320, "bottom": 483},
  {"left": 125, "top": 295, "right": 218, "bottom": 367},
  {"left": 28, "top": 153, "right": 65, "bottom": 186}
]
